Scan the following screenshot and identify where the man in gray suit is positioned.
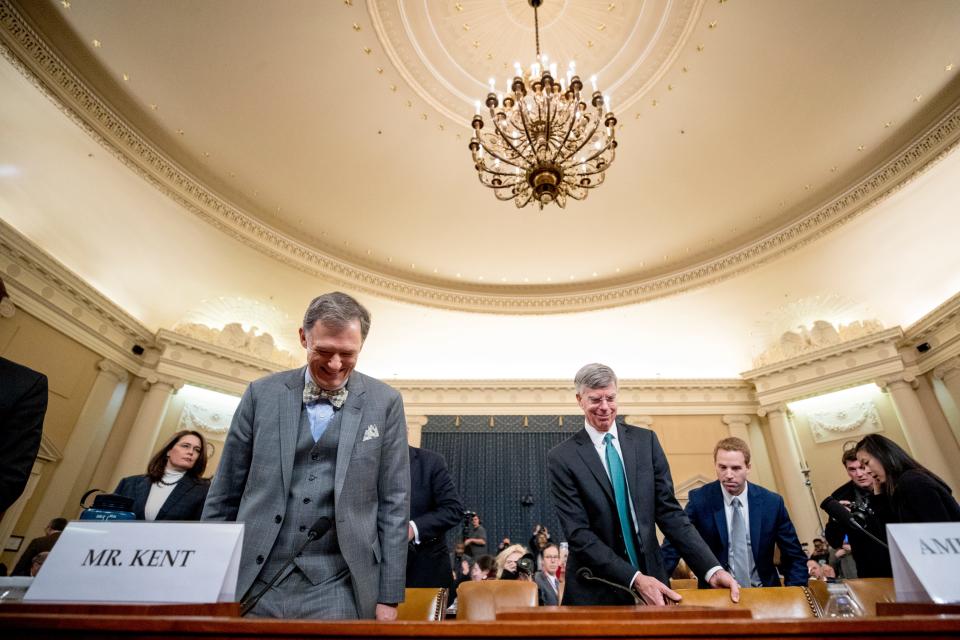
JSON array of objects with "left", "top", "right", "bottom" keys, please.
[
  {"left": 548, "top": 363, "right": 739, "bottom": 606},
  {"left": 533, "top": 542, "right": 562, "bottom": 605},
  {"left": 203, "top": 292, "right": 409, "bottom": 620}
]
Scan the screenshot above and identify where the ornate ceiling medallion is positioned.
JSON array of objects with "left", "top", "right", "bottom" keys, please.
[{"left": 468, "top": 0, "right": 616, "bottom": 209}]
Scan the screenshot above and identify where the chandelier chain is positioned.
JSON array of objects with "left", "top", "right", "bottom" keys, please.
[{"left": 534, "top": 4, "right": 540, "bottom": 57}]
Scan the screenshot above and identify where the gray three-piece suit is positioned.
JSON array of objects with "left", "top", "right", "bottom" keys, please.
[{"left": 202, "top": 367, "right": 409, "bottom": 619}]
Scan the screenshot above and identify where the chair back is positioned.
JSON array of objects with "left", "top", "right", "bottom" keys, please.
[
  {"left": 396, "top": 587, "right": 447, "bottom": 621},
  {"left": 843, "top": 578, "right": 895, "bottom": 616},
  {"left": 670, "top": 578, "right": 698, "bottom": 590},
  {"left": 675, "top": 586, "right": 819, "bottom": 619},
  {"left": 456, "top": 580, "right": 539, "bottom": 621}
]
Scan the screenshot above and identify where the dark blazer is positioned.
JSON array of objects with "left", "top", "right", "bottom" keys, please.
[
  {"left": 406, "top": 446, "right": 464, "bottom": 588},
  {"left": 548, "top": 422, "right": 719, "bottom": 605},
  {"left": 534, "top": 570, "right": 561, "bottom": 605},
  {"left": 824, "top": 480, "right": 891, "bottom": 578},
  {"left": 11, "top": 531, "right": 60, "bottom": 576},
  {"left": 114, "top": 474, "right": 209, "bottom": 521},
  {"left": 661, "top": 480, "right": 808, "bottom": 587},
  {"left": 0, "top": 357, "right": 47, "bottom": 513},
  {"left": 885, "top": 469, "right": 960, "bottom": 523}
]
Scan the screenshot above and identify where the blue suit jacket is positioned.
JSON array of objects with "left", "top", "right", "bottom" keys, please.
[{"left": 660, "top": 480, "right": 808, "bottom": 587}]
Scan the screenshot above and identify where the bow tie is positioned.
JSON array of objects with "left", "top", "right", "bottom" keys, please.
[{"left": 303, "top": 380, "right": 348, "bottom": 409}]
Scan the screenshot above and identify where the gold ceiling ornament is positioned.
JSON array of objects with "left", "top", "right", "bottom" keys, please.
[{"left": 468, "top": 0, "right": 617, "bottom": 209}]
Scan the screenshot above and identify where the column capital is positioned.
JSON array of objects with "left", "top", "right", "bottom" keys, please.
[
  {"left": 933, "top": 356, "right": 960, "bottom": 381},
  {"left": 722, "top": 414, "right": 752, "bottom": 427},
  {"left": 757, "top": 403, "right": 787, "bottom": 418},
  {"left": 140, "top": 373, "right": 185, "bottom": 392},
  {"left": 876, "top": 374, "right": 918, "bottom": 391},
  {"left": 624, "top": 415, "right": 654, "bottom": 428},
  {"left": 405, "top": 415, "right": 429, "bottom": 428},
  {"left": 96, "top": 358, "right": 129, "bottom": 382}
]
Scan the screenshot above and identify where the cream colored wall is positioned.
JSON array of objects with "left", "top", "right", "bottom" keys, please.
[
  {"left": 787, "top": 387, "right": 908, "bottom": 531},
  {"left": 0, "top": 309, "right": 100, "bottom": 567},
  {"left": 648, "top": 415, "right": 729, "bottom": 489}
]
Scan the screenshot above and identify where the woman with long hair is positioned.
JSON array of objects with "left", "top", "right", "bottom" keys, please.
[
  {"left": 494, "top": 543, "right": 531, "bottom": 580},
  {"left": 855, "top": 434, "right": 960, "bottom": 523},
  {"left": 114, "top": 429, "right": 211, "bottom": 521}
]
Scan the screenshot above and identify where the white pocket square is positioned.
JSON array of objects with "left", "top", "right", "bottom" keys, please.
[{"left": 362, "top": 424, "right": 380, "bottom": 441}]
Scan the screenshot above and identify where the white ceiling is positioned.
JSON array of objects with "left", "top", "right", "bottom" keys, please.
[{"left": 1, "top": 0, "right": 959, "bottom": 380}]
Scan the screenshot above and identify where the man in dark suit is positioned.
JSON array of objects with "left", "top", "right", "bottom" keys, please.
[
  {"left": 533, "top": 542, "right": 562, "bottom": 605},
  {"left": 0, "top": 356, "right": 47, "bottom": 515},
  {"left": 12, "top": 517, "right": 66, "bottom": 576},
  {"left": 548, "top": 363, "right": 739, "bottom": 606},
  {"left": 661, "top": 437, "right": 808, "bottom": 588},
  {"left": 822, "top": 447, "right": 891, "bottom": 577},
  {"left": 405, "top": 445, "right": 463, "bottom": 588}
]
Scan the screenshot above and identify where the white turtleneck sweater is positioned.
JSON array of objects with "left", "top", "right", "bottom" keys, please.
[{"left": 144, "top": 468, "right": 186, "bottom": 521}]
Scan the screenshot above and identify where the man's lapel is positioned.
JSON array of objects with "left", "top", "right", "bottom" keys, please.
[
  {"left": 619, "top": 422, "right": 643, "bottom": 508},
  {"left": 747, "top": 484, "right": 762, "bottom": 560},
  {"left": 335, "top": 372, "right": 366, "bottom": 501},
  {"left": 712, "top": 483, "right": 729, "bottom": 552},
  {"left": 279, "top": 368, "right": 306, "bottom": 496},
  {"left": 573, "top": 428, "right": 614, "bottom": 505}
]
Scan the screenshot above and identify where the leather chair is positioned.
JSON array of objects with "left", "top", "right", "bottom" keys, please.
[
  {"left": 456, "top": 580, "right": 539, "bottom": 621},
  {"left": 670, "top": 578, "right": 698, "bottom": 590},
  {"left": 844, "top": 578, "right": 895, "bottom": 616},
  {"left": 675, "top": 586, "right": 819, "bottom": 619},
  {"left": 396, "top": 587, "right": 447, "bottom": 621}
]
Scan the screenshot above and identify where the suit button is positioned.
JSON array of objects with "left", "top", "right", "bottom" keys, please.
[
  {"left": 275, "top": 515, "right": 282, "bottom": 524},
  {"left": 256, "top": 555, "right": 264, "bottom": 564},
  {"left": 303, "top": 498, "right": 311, "bottom": 504},
  {"left": 311, "top": 453, "right": 320, "bottom": 461},
  {"left": 299, "top": 525, "right": 306, "bottom": 532}
]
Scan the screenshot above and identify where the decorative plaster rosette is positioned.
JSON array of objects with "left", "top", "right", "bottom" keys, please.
[{"left": 178, "top": 402, "right": 232, "bottom": 435}]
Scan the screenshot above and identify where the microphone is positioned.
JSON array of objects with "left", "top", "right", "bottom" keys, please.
[
  {"left": 820, "top": 496, "right": 888, "bottom": 549},
  {"left": 240, "top": 515, "right": 333, "bottom": 616},
  {"left": 577, "top": 566, "right": 642, "bottom": 605}
]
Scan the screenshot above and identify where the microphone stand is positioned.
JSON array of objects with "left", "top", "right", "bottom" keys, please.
[{"left": 577, "top": 567, "right": 642, "bottom": 605}]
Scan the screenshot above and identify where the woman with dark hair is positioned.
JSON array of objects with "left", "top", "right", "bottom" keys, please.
[
  {"left": 114, "top": 430, "right": 210, "bottom": 521},
  {"left": 855, "top": 434, "right": 960, "bottom": 523}
]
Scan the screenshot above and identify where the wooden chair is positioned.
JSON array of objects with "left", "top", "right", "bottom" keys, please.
[
  {"left": 843, "top": 578, "right": 895, "bottom": 616},
  {"left": 670, "top": 578, "right": 698, "bottom": 590},
  {"left": 674, "top": 586, "right": 820, "bottom": 619},
  {"left": 456, "top": 580, "right": 539, "bottom": 621},
  {"left": 396, "top": 587, "right": 447, "bottom": 621}
]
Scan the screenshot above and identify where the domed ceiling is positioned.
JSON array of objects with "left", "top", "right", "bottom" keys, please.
[{"left": 5, "top": 0, "right": 960, "bottom": 314}]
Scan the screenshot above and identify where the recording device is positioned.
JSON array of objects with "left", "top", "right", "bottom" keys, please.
[
  {"left": 499, "top": 552, "right": 536, "bottom": 581},
  {"left": 847, "top": 497, "right": 877, "bottom": 528},
  {"left": 576, "top": 567, "right": 642, "bottom": 605},
  {"left": 820, "top": 496, "right": 888, "bottom": 550},
  {"left": 240, "top": 516, "right": 333, "bottom": 616}
]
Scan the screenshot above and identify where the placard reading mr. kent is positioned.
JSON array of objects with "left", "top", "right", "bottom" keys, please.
[{"left": 25, "top": 521, "right": 243, "bottom": 603}]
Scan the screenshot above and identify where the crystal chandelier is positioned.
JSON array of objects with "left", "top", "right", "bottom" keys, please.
[{"left": 469, "top": 0, "right": 618, "bottom": 209}]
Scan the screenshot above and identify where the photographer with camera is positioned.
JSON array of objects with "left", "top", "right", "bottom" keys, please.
[
  {"left": 460, "top": 511, "right": 488, "bottom": 558},
  {"left": 495, "top": 543, "right": 534, "bottom": 580},
  {"left": 822, "top": 446, "right": 891, "bottom": 577}
]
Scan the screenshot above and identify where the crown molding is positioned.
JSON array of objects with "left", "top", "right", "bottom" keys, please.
[
  {"left": 391, "top": 378, "right": 756, "bottom": 415},
  {"left": 744, "top": 328, "right": 906, "bottom": 406},
  {"left": 3, "top": 0, "right": 960, "bottom": 314},
  {"left": 901, "top": 291, "right": 960, "bottom": 373},
  {"left": 0, "top": 218, "right": 154, "bottom": 375}
]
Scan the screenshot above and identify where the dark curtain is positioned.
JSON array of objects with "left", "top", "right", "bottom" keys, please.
[{"left": 421, "top": 429, "right": 571, "bottom": 554}]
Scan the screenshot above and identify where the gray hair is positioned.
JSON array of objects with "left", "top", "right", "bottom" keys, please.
[
  {"left": 574, "top": 363, "right": 618, "bottom": 394},
  {"left": 303, "top": 292, "right": 371, "bottom": 341}
]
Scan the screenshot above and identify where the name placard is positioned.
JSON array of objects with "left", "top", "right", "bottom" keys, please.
[
  {"left": 25, "top": 521, "right": 243, "bottom": 603},
  {"left": 888, "top": 522, "right": 960, "bottom": 604}
]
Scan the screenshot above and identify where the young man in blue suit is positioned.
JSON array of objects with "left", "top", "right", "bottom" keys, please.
[{"left": 661, "top": 437, "right": 808, "bottom": 588}]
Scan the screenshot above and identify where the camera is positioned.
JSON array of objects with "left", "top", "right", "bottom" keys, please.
[{"left": 848, "top": 498, "right": 876, "bottom": 527}]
